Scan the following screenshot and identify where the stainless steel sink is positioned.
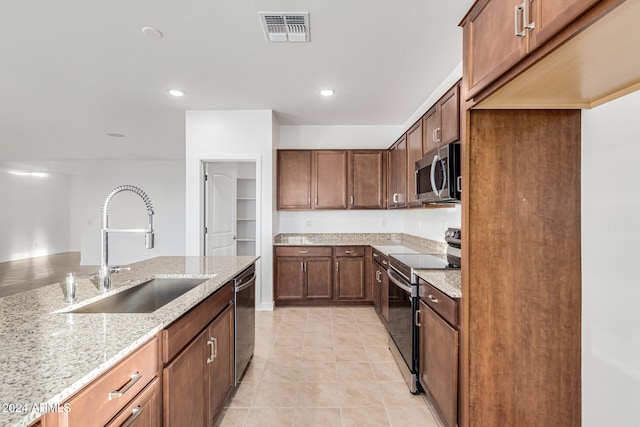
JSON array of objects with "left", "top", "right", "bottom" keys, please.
[{"left": 69, "top": 277, "right": 209, "bottom": 313}]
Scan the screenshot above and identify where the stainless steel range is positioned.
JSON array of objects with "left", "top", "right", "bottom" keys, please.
[{"left": 386, "top": 228, "right": 461, "bottom": 393}]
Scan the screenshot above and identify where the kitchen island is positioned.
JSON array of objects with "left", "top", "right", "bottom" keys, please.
[{"left": 0, "top": 255, "right": 257, "bottom": 427}]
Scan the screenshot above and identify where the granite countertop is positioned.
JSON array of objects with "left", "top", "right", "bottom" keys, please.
[
  {"left": 273, "top": 233, "right": 461, "bottom": 299},
  {"left": 0, "top": 256, "right": 257, "bottom": 427}
]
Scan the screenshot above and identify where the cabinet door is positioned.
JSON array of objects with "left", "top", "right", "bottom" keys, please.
[
  {"left": 305, "top": 257, "right": 333, "bottom": 299},
  {"left": 334, "top": 257, "right": 365, "bottom": 300},
  {"left": 313, "top": 151, "right": 348, "bottom": 209},
  {"left": 349, "top": 150, "right": 386, "bottom": 209},
  {"left": 381, "top": 268, "right": 389, "bottom": 322},
  {"left": 406, "top": 122, "right": 423, "bottom": 207},
  {"left": 208, "top": 305, "right": 234, "bottom": 424},
  {"left": 422, "top": 106, "right": 439, "bottom": 155},
  {"left": 529, "top": 0, "right": 601, "bottom": 49},
  {"left": 419, "top": 301, "right": 458, "bottom": 427},
  {"left": 278, "top": 150, "right": 312, "bottom": 210},
  {"left": 388, "top": 136, "right": 407, "bottom": 209},
  {"left": 275, "top": 257, "right": 304, "bottom": 301},
  {"left": 370, "top": 261, "right": 381, "bottom": 313},
  {"left": 163, "top": 329, "right": 208, "bottom": 427},
  {"left": 464, "top": 0, "right": 528, "bottom": 99},
  {"left": 438, "top": 84, "right": 460, "bottom": 145}
]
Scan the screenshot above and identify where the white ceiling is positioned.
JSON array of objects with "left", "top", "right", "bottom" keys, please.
[{"left": 0, "top": 0, "right": 474, "bottom": 161}]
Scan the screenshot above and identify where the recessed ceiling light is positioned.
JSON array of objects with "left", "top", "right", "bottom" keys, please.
[
  {"left": 320, "top": 89, "right": 335, "bottom": 97},
  {"left": 106, "top": 133, "right": 125, "bottom": 138},
  {"left": 142, "top": 26, "right": 163, "bottom": 39},
  {"left": 168, "top": 89, "right": 185, "bottom": 97}
]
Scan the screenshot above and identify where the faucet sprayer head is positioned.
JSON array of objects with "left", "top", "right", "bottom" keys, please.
[{"left": 145, "top": 231, "right": 155, "bottom": 249}]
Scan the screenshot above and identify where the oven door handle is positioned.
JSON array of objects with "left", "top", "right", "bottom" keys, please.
[{"left": 387, "top": 268, "right": 412, "bottom": 294}]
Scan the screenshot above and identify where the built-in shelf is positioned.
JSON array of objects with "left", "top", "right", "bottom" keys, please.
[{"left": 237, "top": 177, "right": 257, "bottom": 256}]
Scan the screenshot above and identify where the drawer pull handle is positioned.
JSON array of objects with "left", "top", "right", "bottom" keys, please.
[
  {"left": 109, "top": 372, "right": 142, "bottom": 400},
  {"left": 382, "top": 260, "right": 387, "bottom": 265},
  {"left": 428, "top": 294, "right": 440, "bottom": 304},
  {"left": 121, "top": 405, "right": 143, "bottom": 427},
  {"left": 298, "top": 250, "right": 309, "bottom": 254},
  {"left": 373, "top": 253, "right": 378, "bottom": 258},
  {"left": 345, "top": 250, "right": 355, "bottom": 254},
  {"left": 207, "top": 337, "right": 218, "bottom": 363}
]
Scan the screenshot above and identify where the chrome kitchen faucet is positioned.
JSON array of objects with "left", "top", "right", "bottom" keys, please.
[{"left": 99, "top": 185, "right": 154, "bottom": 292}]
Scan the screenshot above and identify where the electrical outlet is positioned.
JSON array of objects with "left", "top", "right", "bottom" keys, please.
[{"left": 306, "top": 218, "right": 312, "bottom": 226}]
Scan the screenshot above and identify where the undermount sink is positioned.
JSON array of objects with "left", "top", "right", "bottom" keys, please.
[{"left": 69, "top": 277, "right": 209, "bottom": 313}]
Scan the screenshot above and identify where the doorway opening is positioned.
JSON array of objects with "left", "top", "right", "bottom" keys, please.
[{"left": 203, "top": 161, "right": 256, "bottom": 256}]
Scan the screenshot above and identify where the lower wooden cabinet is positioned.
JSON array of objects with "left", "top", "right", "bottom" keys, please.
[
  {"left": 274, "top": 246, "right": 370, "bottom": 305},
  {"left": 334, "top": 247, "right": 366, "bottom": 300},
  {"left": 57, "top": 337, "right": 159, "bottom": 427},
  {"left": 418, "top": 282, "right": 459, "bottom": 427},
  {"left": 163, "top": 297, "right": 234, "bottom": 427}
]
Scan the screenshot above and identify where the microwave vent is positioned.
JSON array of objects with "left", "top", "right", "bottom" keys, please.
[{"left": 259, "top": 12, "right": 310, "bottom": 42}]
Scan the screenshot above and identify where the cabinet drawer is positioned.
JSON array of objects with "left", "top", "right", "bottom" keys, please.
[
  {"left": 275, "top": 246, "right": 332, "bottom": 257},
  {"left": 162, "top": 283, "right": 233, "bottom": 363},
  {"left": 106, "top": 377, "right": 161, "bottom": 427},
  {"left": 372, "top": 249, "right": 389, "bottom": 268},
  {"left": 419, "top": 280, "right": 459, "bottom": 328},
  {"left": 334, "top": 246, "right": 365, "bottom": 257},
  {"left": 62, "top": 336, "right": 159, "bottom": 426}
]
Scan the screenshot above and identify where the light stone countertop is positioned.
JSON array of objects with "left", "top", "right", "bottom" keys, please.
[
  {"left": 0, "top": 256, "right": 257, "bottom": 427},
  {"left": 415, "top": 270, "right": 462, "bottom": 298}
]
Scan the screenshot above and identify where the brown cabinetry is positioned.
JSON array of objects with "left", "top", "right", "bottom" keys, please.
[
  {"left": 274, "top": 247, "right": 333, "bottom": 303},
  {"left": 277, "top": 149, "right": 386, "bottom": 211},
  {"left": 463, "top": 0, "right": 601, "bottom": 99},
  {"left": 334, "top": 247, "right": 366, "bottom": 301},
  {"left": 423, "top": 84, "right": 460, "bottom": 154},
  {"left": 162, "top": 282, "right": 235, "bottom": 427},
  {"left": 313, "top": 151, "right": 348, "bottom": 209},
  {"left": 106, "top": 377, "right": 161, "bottom": 427},
  {"left": 274, "top": 246, "right": 371, "bottom": 305},
  {"left": 58, "top": 337, "right": 160, "bottom": 427},
  {"left": 371, "top": 249, "right": 389, "bottom": 322},
  {"left": 406, "top": 121, "right": 423, "bottom": 207},
  {"left": 277, "top": 150, "right": 312, "bottom": 210},
  {"left": 387, "top": 136, "right": 407, "bottom": 209},
  {"left": 349, "top": 150, "right": 386, "bottom": 209},
  {"left": 419, "top": 298, "right": 459, "bottom": 427}
]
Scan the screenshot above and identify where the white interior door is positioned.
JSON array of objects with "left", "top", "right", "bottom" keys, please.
[{"left": 205, "top": 166, "right": 237, "bottom": 256}]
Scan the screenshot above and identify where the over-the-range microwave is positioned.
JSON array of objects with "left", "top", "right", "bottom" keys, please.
[{"left": 415, "top": 143, "right": 461, "bottom": 204}]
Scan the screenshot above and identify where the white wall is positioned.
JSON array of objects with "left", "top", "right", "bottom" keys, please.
[
  {"left": 185, "top": 110, "right": 275, "bottom": 310},
  {"left": 69, "top": 160, "right": 186, "bottom": 266},
  {"left": 582, "top": 91, "right": 640, "bottom": 426},
  {"left": 0, "top": 168, "right": 71, "bottom": 262}
]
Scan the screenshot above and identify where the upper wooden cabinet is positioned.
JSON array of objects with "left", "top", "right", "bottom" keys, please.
[
  {"left": 349, "top": 150, "right": 386, "bottom": 209},
  {"left": 277, "top": 149, "right": 387, "bottom": 211},
  {"left": 387, "top": 136, "right": 407, "bottom": 209},
  {"left": 406, "top": 121, "right": 424, "bottom": 207},
  {"left": 313, "top": 150, "right": 348, "bottom": 209},
  {"left": 423, "top": 84, "right": 461, "bottom": 154},
  {"left": 463, "top": 0, "right": 602, "bottom": 99},
  {"left": 277, "top": 150, "right": 312, "bottom": 210}
]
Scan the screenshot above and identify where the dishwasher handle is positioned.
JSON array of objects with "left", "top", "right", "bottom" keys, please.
[
  {"left": 387, "top": 268, "right": 412, "bottom": 294},
  {"left": 235, "top": 274, "right": 256, "bottom": 292}
]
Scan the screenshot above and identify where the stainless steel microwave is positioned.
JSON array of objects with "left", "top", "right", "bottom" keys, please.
[{"left": 415, "top": 143, "right": 461, "bottom": 204}]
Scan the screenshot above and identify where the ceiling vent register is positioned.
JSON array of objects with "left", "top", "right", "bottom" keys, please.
[{"left": 259, "top": 12, "right": 310, "bottom": 42}]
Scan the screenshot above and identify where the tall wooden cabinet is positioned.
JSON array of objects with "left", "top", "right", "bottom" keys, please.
[
  {"left": 349, "top": 150, "right": 386, "bottom": 209},
  {"left": 313, "top": 151, "right": 348, "bottom": 209},
  {"left": 387, "top": 136, "right": 407, "bottom": 209},
  {"left": 406, "top": 121, "right": 424, "bottom": 207},
  {"left": 277, "top": 150, "right": 312, "bottom": 210}
]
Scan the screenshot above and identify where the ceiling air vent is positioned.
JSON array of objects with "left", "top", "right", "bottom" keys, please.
[{"left": 259, "top": 12, "right": 310, "bottom": 42}]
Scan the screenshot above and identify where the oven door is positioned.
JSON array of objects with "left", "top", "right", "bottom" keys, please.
[{"left": 387, "top": 268, "right": 419, "bottom": 393}]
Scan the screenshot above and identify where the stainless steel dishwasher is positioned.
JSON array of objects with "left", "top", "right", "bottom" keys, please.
[{"left": 233, "top": 264, "right": 256, "bottom": 385}]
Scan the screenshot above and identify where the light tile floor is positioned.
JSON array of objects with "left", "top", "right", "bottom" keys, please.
[{"left": 217, "top": 306, "right": 442, "bottom": 427}]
